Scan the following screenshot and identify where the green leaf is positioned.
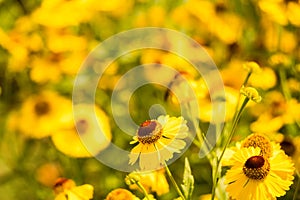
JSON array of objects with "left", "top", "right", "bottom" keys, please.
[{"left": 181, "top": 157, "right": 194, "bottom": 200}]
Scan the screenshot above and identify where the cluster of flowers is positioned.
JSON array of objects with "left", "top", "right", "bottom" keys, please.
[{"left": 0, "top": 0, "right": 300, "bottom": 199}]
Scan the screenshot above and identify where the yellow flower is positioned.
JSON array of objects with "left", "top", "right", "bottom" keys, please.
[
  {"left": 53, "top": 178, "right": 93, "bottom": 200},
  {"left": 16, "top": 91, "right": 72, "bottom": 138},
  {"left": 250, "top": 91, "right": 300, "bottom": 133},
  {"left": 105, "top": 188, "right": 139, "bottom": 200},
  {"left": 248, "top": 67, "right": 277, "bottom": 90},
  {"left": 224, "top": 146, "right": 294, "bottom": 200},
  {"left": 129, "top": 115, "right": 189, "bottom": 171},
  {"left": 258, "top": 0, "right": 288, "bottom": 25},
  {"left": 32, "top": 0, "right": 93, "bottom": 28},
  {"left": 51, "top": 104, "right": 112, "bottom": 157},
  {"left": 35, "top": 163, "right": 61, "bottom": 187},
  {"left": 240, "top": 86, "right": 262, "bottom": 103},
  {"left": 134, "top": 5, "right": 166, "bottom": 27},
  {"left": 198, "top": 194, "right": 218, "bottom": 200},
  {"left": 197, "top": 85, "right": 239, "bottom": 123},
  {"left": 279, "top": 136, "right": 300, "bottom": 172},
  {"left": 243, "top": 61, "right": 262, "bottom": 74},
  {"left": 287, "top": 2, "right": 300, "bottom": 26},
  {"left": 128, "top": 169, "right": 169, "bottom": 196}
]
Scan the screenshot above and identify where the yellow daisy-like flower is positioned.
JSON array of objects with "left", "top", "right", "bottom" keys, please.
[
  {"left": 17, "top": 91, "right": 72, "bottom": 138},
  {"left": 224, "top": 146, "right": 294, "bottom": 200},
  {"left": 51, "top": 104, "right": 112, "bottom": 157},
  {"left": 53, "top": 178, "right": 93, "bottom": 200},
  {"left": 279, "top": 136, "right": 300, "bottom": 172},
  {"left": 129, "top": 115, "right": 189, "bottom": 171}
]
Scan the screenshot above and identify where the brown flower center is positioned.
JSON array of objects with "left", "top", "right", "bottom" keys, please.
[
  {"left": 76, "top": 119, "right": 89, "bottom": 134},
  {"left": 137, "top": 120, "right": 162, "bottom": 144},
  {"left": 34, "top": 101, "right": 50, "bottom": 116},
  {"left": 280, "top": 140, "right": 296, "bottom": 157},
  {"left": 243, "top": 156, "right": 270, "bottom": 180},
  {"left": 242, "top": 134, "right": 272, "bottom": 158}
]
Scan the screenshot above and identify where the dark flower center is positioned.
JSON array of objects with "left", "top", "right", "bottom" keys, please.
[
  {"left": 280, "top": 140, "right": 296, "bottom": 157},
  {"left": 76, "top": 119, "right": 89, "bottom": 134},
  {"left": 243, "top": 155, "right": 270, "bottom": 180},
  {"left": 137, "top": 120, "right": 162, "bottom": 144},
  {"left": 245, "top": 156, "right": 265, "bottom": 168},
  {"left": 34, "top": 101, "right": 50, "bottom": 116}
]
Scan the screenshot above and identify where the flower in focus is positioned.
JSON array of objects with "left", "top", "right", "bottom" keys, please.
[
  {"left": 224, "top": 146, "right": 294, "bottom": 200},
  {"left": 240, "top": 86, "right": 262, "bottom": 103},
  {"left": 51, "top": 104, "right": 112, "bottom": 157},
  {"left": 127, "top": 169, "right": 169, "bottom": 196},
  {"left": 16, "top": 91, "right": 72, "bottom": 138},
  {"left": 53, "top": 178, "right": 93, "bottom": 200},
  {"left": 129, "top": 115, "right": 189, "bottom": 171},
  {"left": 105, "top": 188, "right": 139, "bottom": 200}
]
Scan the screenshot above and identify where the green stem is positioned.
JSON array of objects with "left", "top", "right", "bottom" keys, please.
[
  {"left": 136, "top": 181, "right": 151, "bottom": 200},
  {"left": 211, "top": 97, "right": 250, "bottom": 200},
  {"left": 293, "top": 170, "right": 300, "bottom": 200},
  {"left": 164, "top": 162, "right": 186, "bottom": 200},
  {"left": 243, "top": 72, "right": 251, "bottom": 87},
  {"left": 279, "top": 67, "right": 291, "bottom": 100}
]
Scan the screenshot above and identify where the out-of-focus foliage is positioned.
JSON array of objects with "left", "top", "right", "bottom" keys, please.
[{"left": 0, "top": 0, "right": 299, "bottom": 199}]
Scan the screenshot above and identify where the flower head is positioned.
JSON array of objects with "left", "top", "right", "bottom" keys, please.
[
  {"left": 129, "top": 115, "right": 189, "bottom": 171},
  {"left": 241, "top": 133, "right": 273, "bottom": 158},
  {"left": 53, "top": 178, "right": 93, "bottom": 200},
  {"left": 51, "top": 104, "right": 112, "bottom": 157},
  {"left": 224, "top": 146, "right": 294, "bottom": 200},
  {"left": 127, "top": 169, "right": 169, "bottom": 196},
  {"left": 240, "top": 86, "right": 262, "bottom": 103},
  {"left": 243, "top": 61, "right": 262, "bottom": 74},
  {"left": 15, "top": 91, "right": 72, "bottom": 138},
  {"left": 105, "top": 188, "right": 139, "bottom": 200},
  {"left": 280, "top": 136, "right": 300, "bottom": 172}
]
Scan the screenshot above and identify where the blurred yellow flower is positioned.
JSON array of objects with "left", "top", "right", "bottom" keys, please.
[
  {"left": 134, "top": 5, "right": 166, "bottom": 27},
  {"left": 198, "top": 86, "right": 239, "bottom": 123},
  {"left": 105, "top": 188, "right": 139, "bottom": 200},
  {"left": 225, "top": 146, "right": 294, "bottom": 200},
  {"left": 248, "top": 67, "right": 277, "bottom": 90},
  {"left": 32, "top": 0, "right": 93, "bottom": 28},
  {"left": 221, "top": 59, "right": 247, "bottom": 89},
  {"left": 129, "top": 115, "right": 189, "bottom": 171},
  {"left": 198, "top": 194, "right": 218, "bottom": 200},
  {"left": 36, "top": 163, "right": 61, "bottom": 187},
  {"left": 128, "top": 169, "right": 169, "bottom": 196},
  {"left": 16, "top": 91, "right": 72, "bottom": 138},
  {"left": 243, "top": 61, "right": 262, "bottom": 74},
  {"left": 30, "top": 55, "right": 62, "bottom": 83},
  {"left": 258, "top": 0, "right": 288, "bottom": 25},
  {"left": 268, "top": 53, "right": 292, "bottom": 67},
  {"left": 53, "top": 178, "right": 93, "bottom": 200},
  {"left": 250, "top": 91, "right": 300, "bottom": 133},
  {"left": 280, "top": 136, "right": 300, "bottom": 172},
  {"left": 287, "top": 2, "right": 300, "bottom": 26},
  {"left": 51, "top": 104, "right": 112, "bottom": 157},
  {"left": 263, "top": 23, "right": 297, "bottom": 53}
]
